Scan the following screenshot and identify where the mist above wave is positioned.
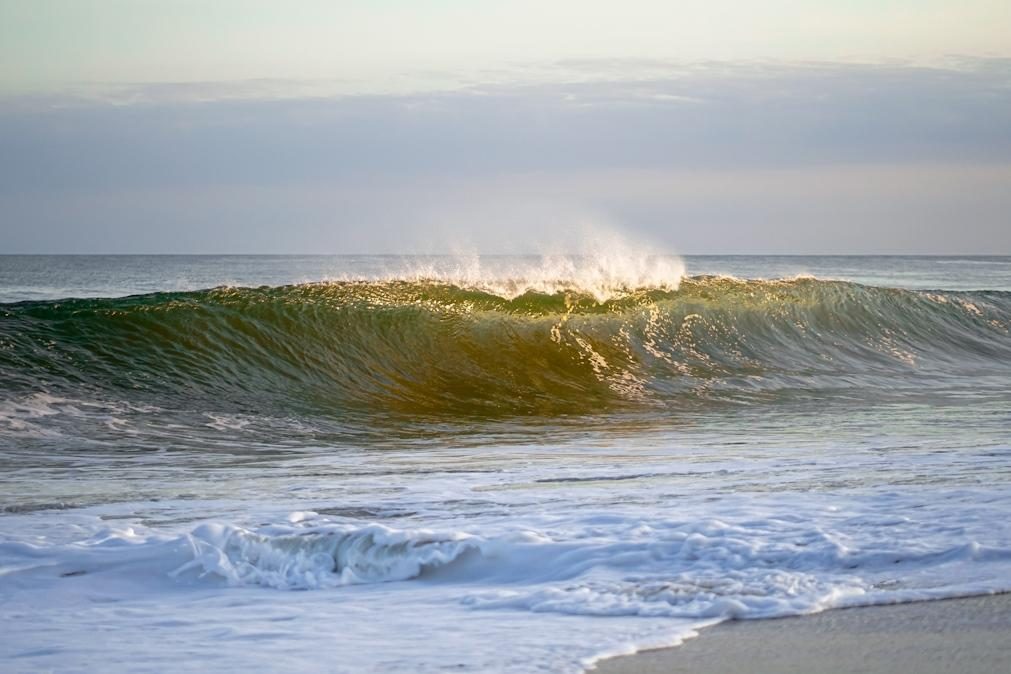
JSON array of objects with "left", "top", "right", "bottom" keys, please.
[{"left": 365, "top": 252, "right": 685, "bottom": 302}]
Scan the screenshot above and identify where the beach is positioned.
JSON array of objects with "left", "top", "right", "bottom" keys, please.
[
  {"left": 596, "top": 593, "right": 1011, "bottom": 674},
  {"left": 2, "top": 254, "right": 1010, "bottom": 673}
]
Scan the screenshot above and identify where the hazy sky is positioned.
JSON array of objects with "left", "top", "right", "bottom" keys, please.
[{"left": 2, "top": 1, "right": 1010, "bottom": 253}]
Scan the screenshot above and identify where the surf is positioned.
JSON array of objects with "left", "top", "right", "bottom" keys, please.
[{"left": 1, "top": 276, "right": 1009, "bottom": 422}]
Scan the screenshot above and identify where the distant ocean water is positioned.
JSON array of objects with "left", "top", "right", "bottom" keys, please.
[{"left": 1, "top": 255, "right": 1010, "bottom": 673}]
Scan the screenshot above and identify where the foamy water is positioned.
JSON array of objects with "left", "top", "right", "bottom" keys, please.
[
  {"left": 374, "top": 252, "right": 685, "bottom": 301},
  {"left": 2, "top": 255, "right": 1010, "bottom": 673}
]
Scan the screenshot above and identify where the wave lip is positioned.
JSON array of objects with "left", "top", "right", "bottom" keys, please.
[{"left": 371, "top": 253, "right": 686, "bottom": 302}]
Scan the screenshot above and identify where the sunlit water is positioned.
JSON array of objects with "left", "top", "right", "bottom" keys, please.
[{"left": 1, "top": 255, "right": 1010, "bottom": 673}]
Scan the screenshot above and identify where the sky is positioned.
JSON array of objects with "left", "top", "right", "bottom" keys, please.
[{"left": 1, "top": 1, "right": 1010, "bottom": 254}]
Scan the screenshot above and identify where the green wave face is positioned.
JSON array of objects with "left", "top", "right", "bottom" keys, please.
[{"left": 2, "top": 277, "right": 1010, "bottom": 420}]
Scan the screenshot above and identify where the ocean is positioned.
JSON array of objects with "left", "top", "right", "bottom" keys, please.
[{"left": 1, "top": 254, "right": 1010, "bottom": 673}]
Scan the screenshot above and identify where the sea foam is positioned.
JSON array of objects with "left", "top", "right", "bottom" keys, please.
[{"left": 4, "top": 481, "right": 1011, "bottom": 672}]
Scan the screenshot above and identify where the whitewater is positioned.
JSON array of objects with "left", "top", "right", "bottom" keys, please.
[{"left": 1, "top": 255, "right": 1010, "bottom": 673}]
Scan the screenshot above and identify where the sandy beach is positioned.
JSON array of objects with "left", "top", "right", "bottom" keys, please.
[{"left": 595, "top": 593, "right": 1011, "bottom": 674}]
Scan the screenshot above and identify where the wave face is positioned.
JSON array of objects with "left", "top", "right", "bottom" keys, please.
[{"left": 2, "top": 277, "right": 1010, "bottom": 420}]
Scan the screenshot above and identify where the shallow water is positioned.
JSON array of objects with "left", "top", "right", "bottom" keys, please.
[{"left": 1, "top": 255, "right": 1010, "bottom": 673}]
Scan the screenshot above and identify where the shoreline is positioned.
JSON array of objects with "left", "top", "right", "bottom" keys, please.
[{"left": 592, "top": 593, "right": 1011, "bottom": 674}]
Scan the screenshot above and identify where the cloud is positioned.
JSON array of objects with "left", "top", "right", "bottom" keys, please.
[
  {"left": 2, "top": 59, "right": 1010, "bottom": 253},
  {"left": 3, "top": 59, "right": 1010, "bottom": 193}
]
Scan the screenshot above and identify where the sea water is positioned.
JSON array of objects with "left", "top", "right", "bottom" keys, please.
[{"left": 1, "top": 255, "right": 1010, "bottom": 673}]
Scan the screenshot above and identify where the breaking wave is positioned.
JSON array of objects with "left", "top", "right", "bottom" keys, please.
[
  {"left": 11, "top": 513, "right": 1011, "bottom": 615},
  {"left": 2, "top": 276, "right": 1010, "bottom": 419}
]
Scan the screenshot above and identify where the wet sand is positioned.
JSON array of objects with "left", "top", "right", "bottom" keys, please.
[{"left": 594, "top": 593, "right": 1011, "bottom": 674}]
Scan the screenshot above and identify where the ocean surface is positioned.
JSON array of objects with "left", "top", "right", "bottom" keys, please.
[{"left": 1, "top": 254, "right": 1010, "bottom": 673}]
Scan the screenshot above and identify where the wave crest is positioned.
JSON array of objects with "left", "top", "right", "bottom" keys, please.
[
  {"left": 371, "top": 253, "right": 685, "bottom": 302},
  {"left": 172, "top": 523, "right": 479, "bottom": 589}
]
